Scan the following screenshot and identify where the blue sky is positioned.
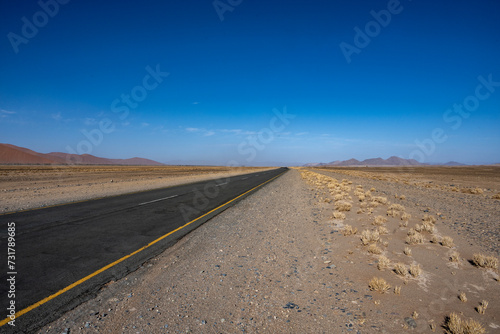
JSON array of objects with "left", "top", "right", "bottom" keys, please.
[{"left": 1, "top": 0, "right": 499, "bottom": 165}]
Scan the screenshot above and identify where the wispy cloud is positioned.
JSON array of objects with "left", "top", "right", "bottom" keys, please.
[
  {"left": 141, "top": 122, "right": 150, "bottom": 128},
  {"left": 51, "top": 112, "right": 62, "bottom": 121},
  {"left": 296, "top": 132, "right": 308, "bottom": 136},
  {"left": 192, "top": 102, "right": 200, "bottom": 105},
  {"left": 0, "top": 109, "right": 16, "bottom": 118},
  {"left": 185, "top": 127, "right": 201, "bottom": 132}
]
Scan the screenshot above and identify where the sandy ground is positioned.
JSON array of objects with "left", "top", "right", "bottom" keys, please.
[
  {"left": 0, "top": 166, "right": 272, "bottom": 214},
  {"left": 37, "top": 168, "right": 499, "bottom": 333}
]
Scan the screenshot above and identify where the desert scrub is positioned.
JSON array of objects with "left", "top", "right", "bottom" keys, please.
[
  {"left": 409, "top": 263, "right": 422, "bottom": 277},
  {"left": 422, "top": 221, "right": 435, "bottom": 233},
  {"left": 372, "top": 196, "right": 388, "bottom": 205},
  {"left": 393, "top": 263, "right": 407, "bottom": 277},
  {"left": 461, "top": 187, "right": 484, "bottom": 194},
  {"left": 376, "top": 226, "right": 388, "bottom": 235},
  {"left": 441, "top": 236, "right": 455, "bottom": 248},
  {"left": 387, "top": 204, "right": 405, "bottom": 217},
  {"left": 342, "top": 225, "right": 358, "bottom": 236},
  {"left": 361, "top": 230, "right": 380, "bottom": 245},
  {"left": 368, "top": 277, "right": 391, "bottom": 293},
  {"left": 377, "top": 256, "right": 390, "bottom": 270},
  {"left": 372, "top": 215, "right": 387, "bottom": 226},
  {"left": 367, "top": 244, "right": 382, "bottom": 254},
  {"left": 401, "top": 212, "right": 411, "bottom": 222},
  {"left": 404, "top": 247, "right": 412, "bottom": 256},
  {"left": 394, "top": 286, "right": 401, "bottom": 295},
  {"left": 332, "top": 212, "right": 346, "bottom": 220},
  {"left": 449, "top": 251, "right": 460, "bottom": 263},
  {"left": 492, "top": 193, "right": 500, "bottom": 199},
  {"left": 472, "top": 253, "right": 498, "bottom": 270},
  {"left": 476, "top": 300, "right": 488, "bottom": 314},
  {"left": 406, "top": 231, "right": 424, "bottom": 245},
  {"left": 422, "top": 214, "right": 436, "bottom": 224},
  {"left": 335, "top": 201, "right": 352, "bottom": 212},
  {"left": 459, "top": 292, "right": 467, "bottom": 303},
  {"left": 444, "top": 312, "right": 485, "bottom": 334}
]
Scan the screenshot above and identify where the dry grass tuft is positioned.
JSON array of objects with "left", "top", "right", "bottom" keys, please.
[
  {"left": 399, "top": 195, "right": 406, "bottom": 200},
  {"left": 377, "top": 256, "right": 390, "bottom": 270},
  {"left": 394, "top": 286, "right": 401, "bottom": 295},
  {"left": 387, "top": 204, "right": 405, "bottom": 217},
  {"left": 335, "top": 201, "right": 352, "bottom": 212},
  {"left": 422, "top": 214, "right": 437, "bottom": 224},
  {"left": 373, "top": 215, "right": 387, "bottom": 226},
  {"left": 368, "top": 277, "right": 391, "bottom": 293},
  {"left": 472, "top": 253, "right": 498, "bottom": 270},
  {"left": 372, "top": 196, "right": 388, "bottom": 205},
  {"left": 376, "top": 226, "right": 389, "bottom": 235},
  {"left": 461, "top": 187, "right": 484, "bottom": 195},
  {"left": 444, "top": 312, "right": 485, "bottom": 334},
  {"left": 409, "top": 263, "right": 422, "bottom": 277},
  {"left": 492, "top": 193, "right": 500, "bottom": 199},
  {"left": 431, "top": 235, "right": 440, "bottom": 244},
  {"left": 406, "top": 232, "right": 424, "bottom": 245},
  {"left": 441, "top": 236, "right": 455, "bottom": 248},
  {"left": 370, "top": 187, "right": 376, "bottom": 192},
  {"left": 422, "top": 221, "right": 435, "bottom": 233},
  {"left": 401, "top": 212, "right": 412, "bottom": 222},
  {"left": 368, "top": 244, "right": 383, "bottom": 254},
  {"left": 393, "top": 263, "right": 407, "bottom": 277},
  {"left": 476, "top": 300, "right": 488, "bottom": 315},
  {"left": 459, "top": 292, "right": 467, "bottom": 303},
  {"left": 450, "top": 251, "right": 460, "bottom": 263},
  {"left": 404, "top": 247, "right": 412, "bottom": 256},
  {"left": 342, "top": 225, "right": 358, "bottom": 236},
  {"left": 332, "top": 211, "right": 346, "bottom": 220},
  {"left": 361, "top": 230, "right": 380, "bottom": 245},
  {"left": 399, "top": 220, "right": 409, "bottom": 227}
]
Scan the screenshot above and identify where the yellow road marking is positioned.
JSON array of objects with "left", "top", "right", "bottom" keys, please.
[{"left": 0, "top": 170, "right": 286, "bottom": 327}]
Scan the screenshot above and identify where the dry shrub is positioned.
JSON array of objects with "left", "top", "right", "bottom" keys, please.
[
  {"left": 492, "top": 193, "right": 500, "bottom": 199},
  {"left": 342, "top": 225, "right": 358, "bottom": 236},
  {"left": 441, "top": 236, "right": 455, "bottom": 248},
  {"left": 376, "top": 226, "right": 388, "bottom": 235},
  {"left": 357, "top": 208, "right": 365, "bottom": 214},
  {"left": 335, "top": 201, "right": 352, "bottom": 212},
  {"left": 461, "top": 187, "right": 484, "bottom": 195},
  {"left": 409, "top": 263, "right": 422, "bottom": 277},
  {"left": 373, "top": 215, "right": 387, "bottom": 226},
  {"left": 394, "top": 286, "right": 401, "bottom": 295},
  {"left": 361, "top": 230, "right": 380, "bottom": 245},
  {"left": 414, "top": 224, "right": 423, "bottom": 232},
  {"left": 422, "top": 214, "right": 436, "bottom": 224},
  {"left": 368, "top": 244, "right": 382, "bottom": 254},
  {"left": 372, "top": 196, "right": 388, "bottom": 205},
  {"left": 422, "top": 221, "right": 435, "bottom": 233},
  {"left": 404, "top": 247, "right": 412, "bottom": 256},
  {"left": 399, "top": 221, "right": 409, "bottom": 227},
  {"left": 334, "top": 194, "right": 344, "bottom": 201},
  {"left": 368, "top": 277, "right": 391, "bottom": 293},
  {"left": 472, "top": 253, "right": 498, "bottom": 270},
  {"left": 450, "top": 251, "right": 460, "bottom": 263},
  {"left": 387, "top": 204, "right": 405, "bottom": 217},
  {"left": 393, "top": 263, "right": 407, "bottom": 276},
  {"left": 401, "top": 212, "right": 411, "bottom": 222},
  {"left": 459, "top": 292, "right": 467, "bottom": 303},
  {"left": 365, "top": 190, "right": 372, "bottom": 198},
  {"left": 444, "top": 312, "right": 485, "bottom": 334},
  {"left": 406, "top": 232, "right": 424, "bottom": 245},
  {"left": 476, "top": 300, "right": 488, "bottom": 315},
  {"left": 370, "top": 187, "right": 376, "bottom": 192},
  {"left": 333, "top": 211, "right": 346, "bottom": 220},
  {"left": 431, "top": 235, "right": 440, "bottom": 244},
  {"left": 400, "top": 195, "right": 406, "bottom": 200},
  {"left": 358, "top": 194, "right": 366, "bottom": 201},
  {"left": 377, "top": 256, "right": 390, "bottom": 270}
]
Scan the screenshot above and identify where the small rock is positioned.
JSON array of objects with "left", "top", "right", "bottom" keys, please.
[{"left": 404, "top": 317, "right": 417, "bottom": 329}]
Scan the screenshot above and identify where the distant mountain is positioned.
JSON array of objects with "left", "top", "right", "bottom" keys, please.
[
  {"left": 442, "top": 161, "right": 467, "bottom": 166},
  {"left": 0, "top": 143, "right": 164, "bottom": 165},
  {"left": 305, "top": 156, "right": 426, "bottom": 167}
]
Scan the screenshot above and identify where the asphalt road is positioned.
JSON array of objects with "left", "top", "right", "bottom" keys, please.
[{"left": 0, "top": 167, "right": 287, "bottom": 333}]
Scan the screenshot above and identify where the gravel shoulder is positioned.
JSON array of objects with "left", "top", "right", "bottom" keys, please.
[{"left": 37, "top": 168, "right": 500, "bottom": 333}]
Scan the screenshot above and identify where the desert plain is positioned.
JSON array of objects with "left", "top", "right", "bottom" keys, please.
[{"left": 22, "top": 165, "right": 499, "bottom": 333}]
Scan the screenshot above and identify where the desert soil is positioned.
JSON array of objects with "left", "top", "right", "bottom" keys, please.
[
  {"left": 0, "top": 166, "right": 272, "bottom": 214},
  {"left": 37, "top": 168, "right": 499, "bottom": 333}
]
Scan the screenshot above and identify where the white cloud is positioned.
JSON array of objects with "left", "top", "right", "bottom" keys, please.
[
  {"left": 0, "top": 109, "right": 16, "bottom": 115},
  {"left": 192, "top": 102, "right": 200, "bottom": 105},
  {"left": 141, "top": 122, "right": 150, "bottom": 128},
  {"left": 204, "top": 131, "right": 215, "bottom": 136},
  {"left": 296, "top": 132, "right": 308, "bottom": 136},
  {"left": 51, "top": 112, "right": 62, "bottom": 121}
]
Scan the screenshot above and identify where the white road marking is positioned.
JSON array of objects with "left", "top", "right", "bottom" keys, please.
[
  {"left": 138, "top": 195, "right": 178, "bottom": 206},
  {"left": 216, "top": 182, "right": 228, "bottom": 187}
]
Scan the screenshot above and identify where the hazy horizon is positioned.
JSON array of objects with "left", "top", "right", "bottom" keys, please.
[{"left": 1, "top": 1, "right": 499, "bottom": 166}]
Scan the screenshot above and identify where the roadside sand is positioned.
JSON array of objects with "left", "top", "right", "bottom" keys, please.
[
  {"left": 38, "top": 168, "right": 499, "bottom": 333},
  {"left": 0, "top": 166, "right": 272, "bottom": 214}
]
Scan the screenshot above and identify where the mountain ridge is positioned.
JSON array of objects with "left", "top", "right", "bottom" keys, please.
[{"left": 0, "top": 143, "right": 164, "bottom": 165}]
